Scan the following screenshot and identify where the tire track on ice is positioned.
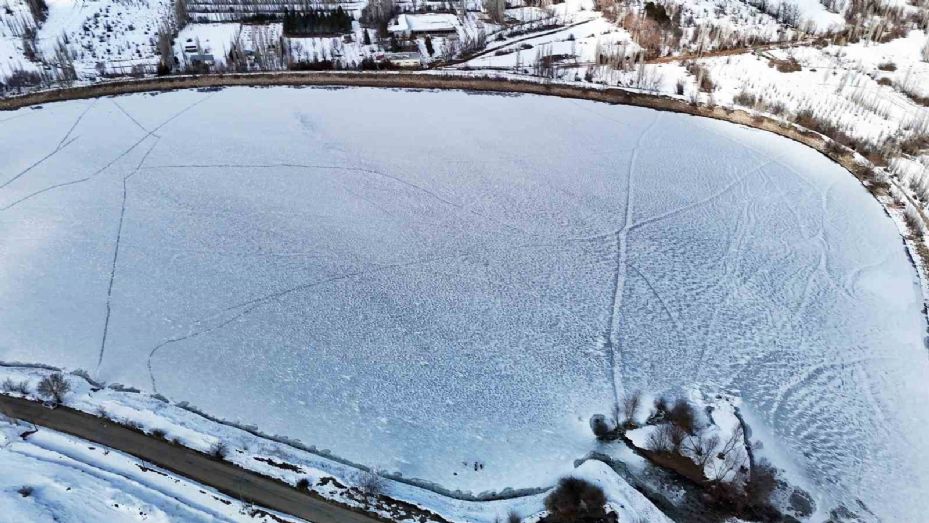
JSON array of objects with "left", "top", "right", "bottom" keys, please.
[{"left": 96, "top": 138, "right": 160, "bottom": 374}]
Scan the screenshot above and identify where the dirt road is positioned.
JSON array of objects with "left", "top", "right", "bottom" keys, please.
[{"left": 0, "top": 394, "right": 383, "bottom": 523}]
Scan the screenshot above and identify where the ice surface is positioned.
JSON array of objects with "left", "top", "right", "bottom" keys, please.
[{"left": 1, "top": 86, "right": 928, "bottom": 519}]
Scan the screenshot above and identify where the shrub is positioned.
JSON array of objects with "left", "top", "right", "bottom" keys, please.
[
  {"left": 296, "top": 477, "right": 311, "bottom": 490},
  {"left": 357, "top": 468, "right": 385, "bottom": 501},
  {"left": 37, "top": 373, "right": 70, "bottom": 404},
  {"left": 589, "top": 414, "right": 617, "bottom": 440},
  {"left": 773, "top": 58, "right": 802, "bottom": 73},
  {"left": 543, "top": 477, "right": 607, "bottom": 523},
  {"left": 904, "top": 208, "right": 923, "bottom": 239},
  {"left": 495, "top": 511, "right": 522, "bottom": 523},
  {"left": 2, "top": 68, "right": 42, "bottom": 92},
  {"left": 209, "top": 441, "right": 229, "bottom": 459},
  {"left": 18, "top": 486, "right": 34, "bottom": 497},
  {"left": 150, "top": 428, "right": 167, "bottom": 439},
  {"left": 745, "top": 459, "right": 779, "bottom": 508},
  {"left": 733, "top": 90, "right": 758, "bottom": 108},
  {"left": 650, "top": 397, "right": 670, "bottom": 423},
  {"left": 12, "top": 380, "right": 30, "bottom": 395},
  {"left": 669, "top": 398, "right": 697, "bottom": 434},
  {"left": 877, "top": 61, "right": 897, "bottom": 71}
]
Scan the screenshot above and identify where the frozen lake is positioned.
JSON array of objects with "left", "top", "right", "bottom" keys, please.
[{"left": 1, "top": 86, "right": 928, "bottom": 519}]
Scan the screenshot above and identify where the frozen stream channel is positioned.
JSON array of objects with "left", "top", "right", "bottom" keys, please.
[{"left": 1, "top": 86, "right": 928, "bottom": 520}]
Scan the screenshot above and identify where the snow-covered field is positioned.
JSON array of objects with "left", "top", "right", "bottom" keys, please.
[
  {"left": 2, "top": 86, "right": 928, "bottom": 520},
  {"left": 0, "top": 417, "right": 300, "bottom": 522}
]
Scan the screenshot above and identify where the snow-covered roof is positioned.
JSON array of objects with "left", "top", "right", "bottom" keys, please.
[
  {"left": 387, "top": 51, "right": 423, "bottom": 60},
  {"left": 389, "top": 14, "right": 459, "bottom": 34}
]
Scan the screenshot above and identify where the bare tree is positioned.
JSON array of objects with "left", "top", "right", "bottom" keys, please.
[
  {"left": 621, "top": 390, "right": 641, "bottom": 427},
  {"left": 647, "top": 422, "right": 686, "bottom": 454},
  {"left": 706, "top": 425, "right": 746, "bottom": 484},
  {"left": 361, "top": 0, "right": 396, "bottom": 37},
  {"left": 36, "top": 373, "right": 70, "bottom": 404},
  {"left": 24, "top": 0, "right": 48, "bottom": 25},
  {"left": 484, "top": 0, "right": 506, "bottom": 23},
  {"left": 175, "top": 0, "right": 189, "bottom": 30},
  {"left": 357, "top": 468, "right": 385, "bottom": 503},
  {"left": 683, "top": 433, "right": 719, "bottom": 471},
  {"left": 52, "top": 37, "right": 77, "bottom": 85},
  {"left": 922, "top": 36, "right": 929, "bottom": 63}
]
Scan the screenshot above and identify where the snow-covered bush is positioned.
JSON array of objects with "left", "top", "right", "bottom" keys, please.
[{"left": 208, "top": 441, "right": 228, "bottom": 459}]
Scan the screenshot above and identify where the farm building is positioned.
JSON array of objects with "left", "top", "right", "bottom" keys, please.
[
  {"left": 385, "top": 51, "right": 423, "bottom": 67},
  {"left": 388, "top": 14, "right": 459, "bottom": 38}
]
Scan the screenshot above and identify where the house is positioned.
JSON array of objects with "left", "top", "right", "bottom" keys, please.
[
  {"left": 182, "top": 38, "right": 198, "bottom": 54},
  {"left": 385, "top": 51, "right": 423, "bottom": 67},
  {"left": 188, "top": 54, "right": 216, "bottom": 67},
  {"left": 387, "top": 14, "right": 459, "bottom": 38}
]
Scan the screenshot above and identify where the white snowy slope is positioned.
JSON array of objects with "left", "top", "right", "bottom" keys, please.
[
  {"left": 1, "top": 87, "right": 928, "bottom": 520},
  {"left": 0, "top": 418, "right": 300, "bottom": 523}
]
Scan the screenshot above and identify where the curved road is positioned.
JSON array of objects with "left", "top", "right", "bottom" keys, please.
[{"left": 0, "top": 395, "right": 383, "bottom": 523}]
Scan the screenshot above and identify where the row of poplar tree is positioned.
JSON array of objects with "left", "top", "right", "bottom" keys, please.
[{"left": 282, "top": 7, "right": 353, "bottom": 36}]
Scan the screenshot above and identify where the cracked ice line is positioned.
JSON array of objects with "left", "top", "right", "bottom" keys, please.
[{"left": 96, "top": 138, "right": 160, "bottom": 374}]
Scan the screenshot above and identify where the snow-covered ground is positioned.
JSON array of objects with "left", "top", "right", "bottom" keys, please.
[
  {"left": 0, "top": 416, "right": 301, "bottom": 522},
  {"left": 1, "top": 86, "right": 928, "bottom": 520},
  {"left": 0, "top": 364, "right": 670, "bottom": 522}
]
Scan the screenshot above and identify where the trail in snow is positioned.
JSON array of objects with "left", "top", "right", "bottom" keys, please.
[{"left": 603, "top": 112, "right": 661, "bottom": 408}]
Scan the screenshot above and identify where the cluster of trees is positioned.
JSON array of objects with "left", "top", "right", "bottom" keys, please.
[
  {"left": 24, "top": 0, "right": 48, "bottom": 24},
  {"left": 283, "top": 7, "right": 352, "bottom": 36},
  {"left": 360, "top": 0, "right": 397, "bottom": 37}
]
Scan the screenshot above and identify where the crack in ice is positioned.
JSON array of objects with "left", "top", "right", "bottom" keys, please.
[{"left": 96, "top": 138, "right": 160, "bottom": 374}]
